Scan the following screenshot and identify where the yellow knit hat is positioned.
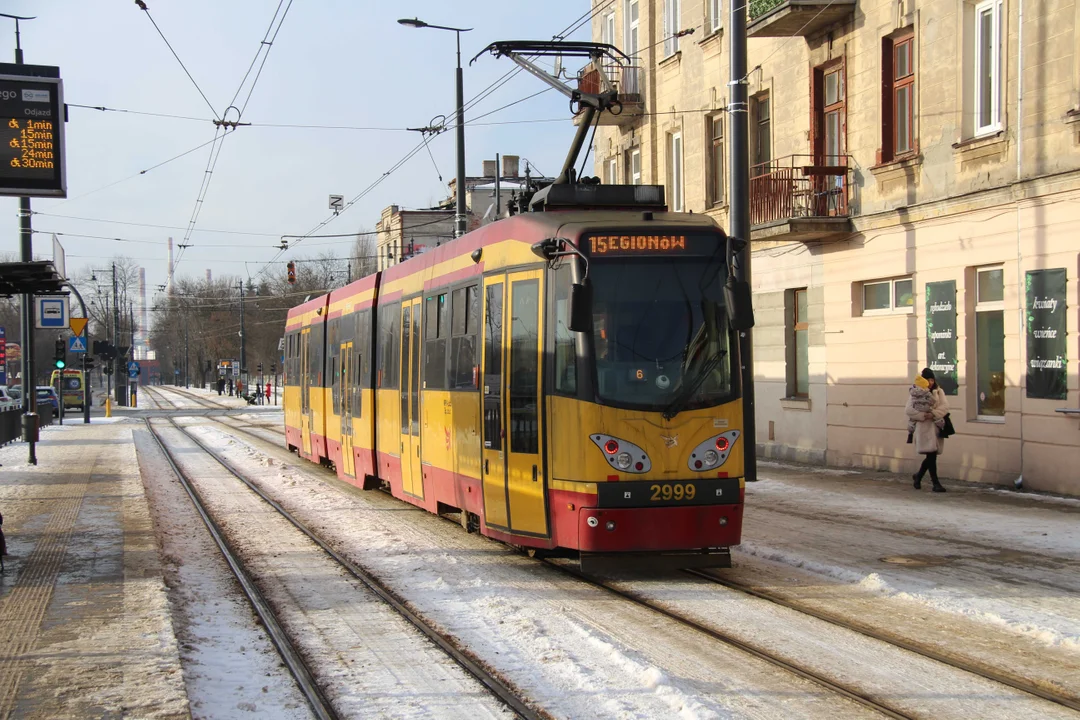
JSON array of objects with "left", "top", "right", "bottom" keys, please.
[{"left": 914, "top": 376, "right": 930, "bottom": 389}]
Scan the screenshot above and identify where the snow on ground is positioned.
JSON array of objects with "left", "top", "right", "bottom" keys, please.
[
  {"left": 146, "top": 419, "right": 514, "bottom": 720},
  {"left": 182, "top": 421, "right": 883, "bottom": 720},
  {"left": 169, "top": 419, "right": 1080, "bottom": 719},
  {"left": 740, "top": 471, "right": 1080, "bottom": 653},
  {"left": 132, "top": 426, "right": 314, "bottom": 720}
]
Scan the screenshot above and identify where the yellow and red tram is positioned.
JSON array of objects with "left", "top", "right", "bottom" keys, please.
[{"left": 284, "top": 187, "right": 748, "bottom": 569}]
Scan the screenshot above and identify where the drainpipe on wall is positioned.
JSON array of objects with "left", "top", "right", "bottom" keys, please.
[{"left": 1014, "top": 0, "right": 1025, "bottom": 490}]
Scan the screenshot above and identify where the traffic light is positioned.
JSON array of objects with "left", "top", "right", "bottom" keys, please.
[
  {"left": 82, "top": 355, "right": 95, "bottom": 372},
  {"left": 287, "top": 261, "right": 296, "bottom": 284},
  {"left": 54, "top": 337, "right": 66, "bottom": 370},
  {"left": 257, "top": 362, "right": 263, "bottom": 373},
  {"left": 270, "top": 363, "right": 276, "bottom": 374}
]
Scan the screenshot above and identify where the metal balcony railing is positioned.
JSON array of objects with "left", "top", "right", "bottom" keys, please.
[
  {"left": 749, "top": 154, "right": 853, "bottom": 227},
  {"left": 577, "top": 61, "right": 644, "bottom": 100}
]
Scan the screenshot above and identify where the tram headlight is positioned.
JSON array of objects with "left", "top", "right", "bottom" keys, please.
[
  {"left": 590, "top": 434, "right": 651, "bottom": 474},
  {"left": 704, "top": 449, "right": 719, "bottom": 466}
]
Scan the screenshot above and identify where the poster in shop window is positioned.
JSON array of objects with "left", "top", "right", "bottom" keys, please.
[
  {"left": 925, "top": 280, "right": 958, "bottom": 395},
  {"left": 1025, "top": 268, "right": 1067, "bottom": 399}
]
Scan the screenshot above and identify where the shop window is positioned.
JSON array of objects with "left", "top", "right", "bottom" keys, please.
[
  {"left": 787, "top": 288, "right": 809, "bottom": 397},
  {"left": 976, "top": 266, "right": 1005, "bottom": 417}
]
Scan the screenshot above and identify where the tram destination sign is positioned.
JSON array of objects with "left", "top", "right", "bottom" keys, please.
[
  {"left": 586, "top": 233, "right": 721, "bottom": 257},
  {"left": 0, "top": 64, "right": 66, "bottom": 198}
]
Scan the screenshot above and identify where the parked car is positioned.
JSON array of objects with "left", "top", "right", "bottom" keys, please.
[
  {"left": 35, "top": 386, "right": 60, "bottom": 414},
  {"left": 0, "top": 386, "right": 17, "bottom": 411}
]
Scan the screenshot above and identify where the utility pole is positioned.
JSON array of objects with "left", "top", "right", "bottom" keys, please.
[
  {"left": 729, "top": 0, "right": 757, "bottom": 482},
  {"left": 238, "top": 279, "right": 246, "bottom": 383},
  {"left": 10, "top": 13, "right": 38, "bottom": 463},
  {"left": 184, "top": 312, "right": 189, "bottom": 388},
  {"left": 112, "top": 262, "right": 124, "bottom": 407}
]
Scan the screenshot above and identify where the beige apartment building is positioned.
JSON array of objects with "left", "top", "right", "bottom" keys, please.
[{"left": 587, "top": 0, "right": 1080, "bottom": 494}]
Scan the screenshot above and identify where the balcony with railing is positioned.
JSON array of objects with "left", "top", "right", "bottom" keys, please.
[
  {"left": 747, "top": 0, "right": 856, "bottom": 38},
  {"left": 750, "top": 154, "right": 854, "bottom": 242},
  {"left": 573, "top": 61, "right": 645, "bottom": 127}
]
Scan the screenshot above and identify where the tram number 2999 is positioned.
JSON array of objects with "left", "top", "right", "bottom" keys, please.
[
  {"left": 596, "top": 478, "right": 737, "bottom": 508},
  {"left": 650, "top": 483, "right": 695, "bottom": 502}
]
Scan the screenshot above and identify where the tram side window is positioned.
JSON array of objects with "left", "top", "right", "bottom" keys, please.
[
  {"left": 356, "top": 309, "right": 372, "bottom": 389},
  {"left": 329, "top": 318, "right": 341, "bottom": 412},
  {"left": 553, "top": 264, "right": 577, "bottom": 395},
  {"left": 423, "top": 293, "right": 448, "bottom": 390},
  {"left": 450, "top": 284, "right": 479, "bottom": 389},
  {"left": 309, "top": 323, "right": 325, "bottom": 387},
  {"left": 377, "top": 303, "right": 400, "bottom": 389}
]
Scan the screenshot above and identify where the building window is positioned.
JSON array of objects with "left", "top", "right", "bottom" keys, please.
[
  {"left": 862, "top": 277, "right": 914, "bottom": 314},
  {"left": 975, "top": 266, "right": 1005, "bottom": 417},
  {"left": 663, "top": 0, "right": 681, "bottom": 57},
  {"left": 881, "top": 30, "right": 916, "bottom": 162},
  {"left": 709, "top": 115, "right": 724, "bottom": 206},
  {"left": 707, "top": 0, "right": 722, "bottom": 33},
  {"left": 601, "top": 11, "right": 616, "bottom": 46},
  {"left": 607, "top": 156, "right": 618, "bottom": 184},
  {"left": 814, "top": 62, "right": 845, "bottom": 167},
  {"left": 624, "top": 0, "right": 640, "bottom": 57},
  {"left": 627, "top": 148, "right": 641, "bottom": 184},
  {"left": 751, "top": 93, "right": 771, "bottom": 175},
  {"left": 789, "top": 288, "right": 809, "bottom": 397},
  {"left": 973, "top": 0, "right": 1003, "bottom": 135},
  {"left": 668, "top": 131, "right": 684, "bottom": 211}
]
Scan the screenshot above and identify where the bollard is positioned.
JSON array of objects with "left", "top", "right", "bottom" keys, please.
[{"left": 105, "top": 398, "right": 112, "bottom": 418}]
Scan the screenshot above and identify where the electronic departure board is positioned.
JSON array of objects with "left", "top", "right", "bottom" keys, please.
[{"left": 0, "top": 67, "right": 66, "bottom": 198}]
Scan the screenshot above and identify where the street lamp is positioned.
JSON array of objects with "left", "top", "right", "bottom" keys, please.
[{"left": 398, "top": 17, "right": 472, "bottom": 238}]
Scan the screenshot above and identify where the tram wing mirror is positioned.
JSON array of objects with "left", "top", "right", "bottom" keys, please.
[
  {"left": 724, "top": 278, "right": 755, "bottom": 331},
  {"left": 568, "top": 282, "right": 592, "bottom": 333}
]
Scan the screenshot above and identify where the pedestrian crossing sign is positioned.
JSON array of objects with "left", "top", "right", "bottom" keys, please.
[{"left": 68, "top": 335, "right": 87, "bottom": 353}]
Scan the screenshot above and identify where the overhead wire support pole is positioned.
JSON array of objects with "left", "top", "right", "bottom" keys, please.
[
  {"left": 6, "top": 11, "right": 39, "bottom": 463},
  {"left": 728, "top": 0, "right": 757, "bottom": 482}
]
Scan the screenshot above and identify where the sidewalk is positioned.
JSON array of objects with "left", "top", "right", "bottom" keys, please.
[{"left": 0, "top": 420, "right": 189, "bottom": 719}]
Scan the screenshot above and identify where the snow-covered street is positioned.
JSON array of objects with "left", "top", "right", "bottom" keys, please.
[{"left": 1, "top": 383, "right": 1077, "bottom": 719}]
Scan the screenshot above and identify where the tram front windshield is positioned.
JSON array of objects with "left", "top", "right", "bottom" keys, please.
[{"left": 588, "top": 240, "right": 735, "bottom": 413}]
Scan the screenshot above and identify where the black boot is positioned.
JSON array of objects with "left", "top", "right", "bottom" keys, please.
[
  {"left": 932, "top": 481, "right": 946, "bottom": 493},
  {"left": 912, "top": 473, "right": 922, "bottom": 490}
]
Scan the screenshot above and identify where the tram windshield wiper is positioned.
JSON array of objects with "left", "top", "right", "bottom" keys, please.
[{"left": 662, "top": 349, "right": 727, "bottom": 420}]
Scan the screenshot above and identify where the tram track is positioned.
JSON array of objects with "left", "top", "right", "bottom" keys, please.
[
  {"left": 144, "top": 416, "right": 338, "bottom": 720},
  {"left": 149, "top": 386, "right": 1080, "bottom": 717},
  {"left": 688, "top": 568, "right": 1080, "bottom": 713},
  {"left": 144, "top": 409, "right": 543, "bottom": 720}
]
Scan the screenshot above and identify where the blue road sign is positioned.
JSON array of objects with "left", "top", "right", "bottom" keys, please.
[
  {"left": 36, "top": 296, "right": 69, "bottom": 329},
  {"left": 68, "top": 335, "right": 87, "bottom": 353},
  {"left": 128, "top": 361, "right": 140, "bottom": 379}
]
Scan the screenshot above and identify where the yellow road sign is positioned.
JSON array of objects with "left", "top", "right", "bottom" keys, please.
[{"left": 69, "top": 317, "right": 88, "bottom": 336}]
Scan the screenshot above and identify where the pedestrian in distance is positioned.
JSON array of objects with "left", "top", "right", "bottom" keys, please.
[
  {"left": 228, "top": 377, "right": 233, "bottom": 396},
  {"left": 905, "top": 367, "right": 949, "bottom": 492},
  {"left": 265, "top": 382, "right": 271, "bottom": 404}
]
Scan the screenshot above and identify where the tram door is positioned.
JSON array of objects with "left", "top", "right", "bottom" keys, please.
[
  {"left": 399, "top": 299, "right": 424, "bottom": 498},
  {"left": 339, "top": 341, "right": 355, "bottom": 478},
  {"left": 300, "top": 328, "right": 312, "bottom": 457},
  {"left": 481, "top": 271, "right": 547, "bottom": 536}
]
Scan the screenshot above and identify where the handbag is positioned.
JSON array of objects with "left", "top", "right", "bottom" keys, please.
[{"left": 939, "top": 413, "right": 956, "bottom": 438}]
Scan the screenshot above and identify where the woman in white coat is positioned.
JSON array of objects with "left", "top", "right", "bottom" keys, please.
[{"left": 906, "top": 367, "right": 948, "bottom": 492}]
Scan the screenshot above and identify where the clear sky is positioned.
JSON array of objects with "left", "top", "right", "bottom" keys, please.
[{"left": 0, "top": 0, "right": 591, "bottom": 293}]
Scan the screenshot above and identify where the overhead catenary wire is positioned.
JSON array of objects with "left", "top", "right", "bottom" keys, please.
[
  {"left": 135, "top": 2, "right": 220, "bottom": 120},
  {"left": 250, "top": 4, "right": 608, "bottom": 282}
]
